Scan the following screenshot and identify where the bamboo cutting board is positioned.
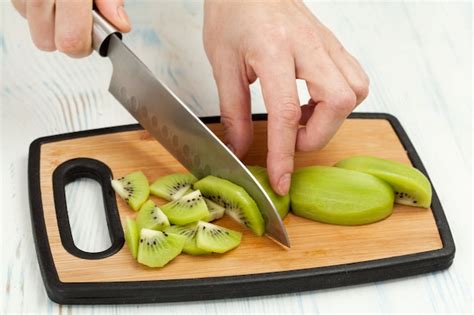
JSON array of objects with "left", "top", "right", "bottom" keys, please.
[{"left": 28, "top": 113, "right": 454, "bottom": 304}]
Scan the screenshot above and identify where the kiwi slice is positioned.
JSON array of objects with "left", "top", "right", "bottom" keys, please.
[
  {"left": 123, "top": 217, "right": 139, "bottom": 259},
  {"left": 335, "top": 155, "right": 432, "bottom": 208},
  {"left": 136, "top": 200, "right": 170, "bottom": 231},
  {"left": 111, "top": 171, "right": 149, "bottom": 211},
  {"left": 194, "top": 176, "right": 265, "bottom": 236},
  {"left": 247, "top": 165, "right": 290, "bottom": 219},
  {"left": 150, "top": 173, "right": 197, "bottom": 201},
  {"left": 196, "top": 221, "right": 242, "bottom": 253},
  {"left": 290, "top": 166, "right": 394, "bottom": 225},
  {"left": 203, "top": 198, "right": 225, "bottom": 222},
  {"left": 137, "top": 229, "right": 186, "bottom": 267},
  {"left": 161, "top": 190, "right": 210, "bottom": 225},
  {"left": 165, "top": 223, "right": 210, "bottom": 255}
]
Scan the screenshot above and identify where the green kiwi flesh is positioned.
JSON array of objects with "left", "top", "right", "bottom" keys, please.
[
  {"left": 136, "top": 200, "right": 170, "bottom": 231},
  {"left": 247, "top": 165, "right": 290, "bottom": 219},
  {"left": 111, "top": 171, "right": 149, "bottom": 211},
  {"left": 165, "top": 223, "right": 210, "bottom": 255},
  {"left": 203, "top": 198, "right": 225, "bottom": 222},
  {"left": 290, "top": 166, "right": 394, "bottom": 225},
  {"left": 137, "top": 229, "right": 186, "bottom": 267},
  {"left": 196, "top": 221, "right": 242, "bottom": 253},
  {"left": 150, "top": 173, "right": 197, "bottom": 201},
  {"left": 193, "top": 176, "right": 265, "bottom": 236},
  {"left": 335, "top": 156, "right": 432, "bottom": 208},
  {"left": 161, "top": 190, "right": 209, "bottom": 225},
  {"left": 123, "top": 217, "right": 139, "bottom": 259}
]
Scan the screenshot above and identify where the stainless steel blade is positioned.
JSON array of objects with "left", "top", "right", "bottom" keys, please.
[{"left": 106, "top": 35, "right": 290, "bottom": 247}]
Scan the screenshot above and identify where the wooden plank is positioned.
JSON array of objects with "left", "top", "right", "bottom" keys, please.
[{"left": 38, "top": 119, "right": 442, "bottom": 283}]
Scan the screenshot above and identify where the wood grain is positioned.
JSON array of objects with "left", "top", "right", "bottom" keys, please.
[{"left": 38, "top": 119, "right": 442, "bottom": 283}]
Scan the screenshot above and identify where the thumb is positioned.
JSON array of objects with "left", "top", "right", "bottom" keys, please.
[
  {"left": 95, "top": 0, "right": 131, "bottom": 32},
  {"left": 213, "top": 60, "right": 253, "bottom": 158}
]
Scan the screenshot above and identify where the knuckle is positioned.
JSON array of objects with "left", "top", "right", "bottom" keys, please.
[
  {"left": 330, "top": 90, "right": 357, "bottom": 115},
  {"left": 56, "top": 33, "right": 87, "bottom": 54},
  {"left": 277, "top": 102, "right": 301, "bottom": 126},
  {"left": 220, "top": 113, "right": 236, "bottom": 130},
  {"left": 352, "top": 80, "right": 369, "bottom": 102}
]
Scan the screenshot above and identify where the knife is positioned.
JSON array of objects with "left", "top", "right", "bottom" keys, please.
[{"left": 91, "top": 11, "right": 290, "bottom": 247}]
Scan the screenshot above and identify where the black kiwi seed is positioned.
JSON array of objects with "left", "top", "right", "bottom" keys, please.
[
  {"left": 140, "top": 239, "right": 144, "bottom": 243},
  {"left": 414, "top": 201, "right": 417, "bottom": 204},
  {"left": 153, "top": 217, "right": 157, "bottom": 220},
  {"left": 164, "top": 232, "right": 168, "bottom": 237}
]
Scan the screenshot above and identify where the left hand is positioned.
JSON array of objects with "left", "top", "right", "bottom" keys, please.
[{"left": 203, "top": 0, "right": 369, "bottom": 196}]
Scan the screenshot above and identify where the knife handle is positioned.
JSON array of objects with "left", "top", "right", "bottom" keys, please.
[{"left": 92, "top": 10, "right": 122, "bottom": 57}]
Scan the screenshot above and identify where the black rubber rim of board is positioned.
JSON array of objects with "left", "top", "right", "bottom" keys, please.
[{"left": 28, "top": 112, "right": 455, "bottom": 305}]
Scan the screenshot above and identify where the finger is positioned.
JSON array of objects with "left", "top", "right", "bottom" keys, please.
[
  {"left": 11, "top": 0, "right": 27, "bottom": 18},
  {"left": 55, "top": 0, "right": 93, "bottom": 58},
  {"left": 26, "top": 0, "right": 56, "bottom": 51},
  {"left": 213, "top": 57, "right": 253, "bottom": 158},
  {"left": 254, "top": 53, "right": 300, "bottom": 196},
  {"left": 295, "top": 49, "right": 356, "bottom": 152},
  {"left": 329, "top": 46, "right": 370, "bottom": 104},
  {"left": 95, "top": 0, "right": 131, "bottom": 32}
]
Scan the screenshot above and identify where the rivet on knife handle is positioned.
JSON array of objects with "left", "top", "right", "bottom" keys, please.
[{"left": 92, "top": 10, "right": 123, "bottom": 57}]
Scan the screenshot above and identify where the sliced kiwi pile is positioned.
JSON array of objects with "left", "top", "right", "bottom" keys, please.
[
  {"left": 113, "top": 171, "right": 244, "bottom": 268},
  {"left": 114, "top": 155, "right": 432, "bottom": 267}
]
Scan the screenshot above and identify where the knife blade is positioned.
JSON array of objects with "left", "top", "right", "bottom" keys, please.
[{"left": 92, "top": 12, "right": 290, "bottom": 247}]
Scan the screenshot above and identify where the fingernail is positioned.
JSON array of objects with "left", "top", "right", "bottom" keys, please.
[
  {"left": 117, "top": 6, "right": 130, "bottom": 27},
  {"left": 277, "top": 173, "right": 291, "bottom": 196},
  {"left": 226, "top": 144, "right": 235, "bottom": 154}
]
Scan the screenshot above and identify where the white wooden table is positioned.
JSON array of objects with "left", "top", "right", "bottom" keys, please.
[{"left": 1, "top": 1, "right": 472, "bottom": 313}]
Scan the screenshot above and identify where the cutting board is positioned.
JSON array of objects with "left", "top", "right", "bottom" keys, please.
[{"left": 28, "top": 113, "right": 454, "bottom": 304}]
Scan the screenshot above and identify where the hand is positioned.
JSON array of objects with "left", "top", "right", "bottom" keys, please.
[
  {"left": 204, "top": 0, "right": 369, "bottom": 196},
  {"left": 11, "top": 0, "right": 131, "bottom": 57}
]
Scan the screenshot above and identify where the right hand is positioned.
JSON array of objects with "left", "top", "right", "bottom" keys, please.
[{"left": 11, "top": 0, "right": 131, "bottom": 58}]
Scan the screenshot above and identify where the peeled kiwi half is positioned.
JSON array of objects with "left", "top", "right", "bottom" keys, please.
[
  {"left": 194, "top": 176, "right": 265, "bottom": 236},
  {"left": 247, "top": 165, "right": 290, "bottom": 219},
  {"left": 137, "top": 229, "right": 186, "bottom": 267},
  {"left": 111, "top": 171, "right": 149, "bottom": 211},
  {"left": 290, "top": 166, "right": 395, "bottom": 225},
  {"left": 335, "top": 155, "right": 432, "bottom": 208},
  {"left": 150, "top": 173, "right": 197, "bottom": 201}
]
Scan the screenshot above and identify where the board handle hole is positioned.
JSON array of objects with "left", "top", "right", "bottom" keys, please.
[
  {"left": 53, "top": 158, "right": 124, "bottom": 259},
  {"left": 65, "top": 178, "right": 112, "bottom": 253}
]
